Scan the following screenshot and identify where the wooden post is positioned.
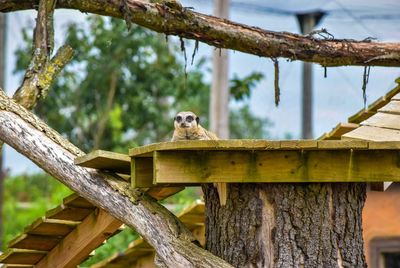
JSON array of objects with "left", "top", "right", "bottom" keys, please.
[{"left": 210, "top": 0, "right": 230, "bottom": 139}]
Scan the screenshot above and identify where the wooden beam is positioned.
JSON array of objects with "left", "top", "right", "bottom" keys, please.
[
  {"left": 35, "top": 209, "right": 122, "bottom": 268},
  {"left": 152, "top": 149, "right": 400, "bottom": 184}
]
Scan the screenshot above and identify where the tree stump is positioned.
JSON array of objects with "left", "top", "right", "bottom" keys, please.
[{"left": 203, "top": 183, "right": 367, "bottom": 268}]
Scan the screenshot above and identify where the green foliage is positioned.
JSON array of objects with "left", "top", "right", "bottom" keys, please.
[
  {"left": 230, "top": 72, "right": 264, "bottom": 101},
  {"left": 12, "top": 15, "right": 271, "bottom": 265},
  {"left": 3, "top": 173, "right": 72, "bottom": 249},
  {"left": 230, "top": 105, "right": 272, "bottom": 139}
]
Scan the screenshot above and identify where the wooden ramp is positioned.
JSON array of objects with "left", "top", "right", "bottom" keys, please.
[
  {"left": 0, "top": 186, "right": 184, "bottom": 267},
  {"left": 91, "top": 201, "right": 205, "bottom": 268},
  {"left": 0, "top": 194, "right": 123, "bottom": 267}
]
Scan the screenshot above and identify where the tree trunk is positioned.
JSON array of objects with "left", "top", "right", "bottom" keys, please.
[
  {"left": 203, "top": 183, "right": 367, "bottom": 267},
  {"left": 2, "top": 0, "right": 400, "bottom": 67}
]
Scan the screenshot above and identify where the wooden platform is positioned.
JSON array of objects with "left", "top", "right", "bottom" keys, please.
[{"left": 73, "top": 140, "right": 400, "bottom": 189}]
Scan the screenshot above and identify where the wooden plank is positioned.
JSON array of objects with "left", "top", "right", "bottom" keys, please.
[
  {"left": 153, "top": 150, "right": 400, "bottom": 184},
  {"left": 63, "top": 194, "right": 95, "bottom": 209},
  {"left": 35, "top": 209, "right": 122, "bottom": 268},
  {"left": 129, "top": 140, "right": 281, "bottom": 157},
  {"left": 391, "top": 92, "right": 400, "bottom": 101},
  {"left": 46, "top": 204, "right": 93, "bottom": 221},
  {"left": 368, "top": 141, "right": 400, "bottom": 149},
  {"left": 321, "top": 123, "right": 359, "bottom": 140},
  {"left": 280, "top": 140, "right": 317, "bottom": 149},
  {"left": 25, "top": 218, "right": 80, "bottom": 237},
  {"left": 378, "top": 100, "right": 400, "bottom": 115},
  {"left": 362, "top": 112, "right": 400, "bottom": 130},
  {"left": 343, "top": 126, "right": 400, "bottom": 141},
  {"left": 8, "top": 234, "right": 60, "bottom": 251},
  {"left": 74, "top": 150, "right": 130, "bottom": 174},
  {"left": 146, "top": 186, "right": 185, "bottom": 201},
  {"left": 3, "top": 265, "right": 34, "bottom": 268},
  {"left": 131, "top": 157, "right": 154, "bottom": 188},
  {"left": 0, "top": 249, "right": 47, "bottom": 265},
  {"left": 317, "top": 140, "right": 368, "bottom": 149},
  {"left": 348, "top": 110, "right": 375, "bottom": 124}
]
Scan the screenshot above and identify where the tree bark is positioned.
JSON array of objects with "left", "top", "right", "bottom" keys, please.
[
  {"left": 0, "top": 91, "right": 232, "bottom": 268},
  {"left": 203, "top": 183, "right": 367, "bottom": 267},
  {"left": 1, "top": 0, "right": 400, "bottom": 67}
]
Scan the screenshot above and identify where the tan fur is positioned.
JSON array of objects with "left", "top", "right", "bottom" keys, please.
[{"left": 172, "top": 111, "right": 227, "bottom": 206}]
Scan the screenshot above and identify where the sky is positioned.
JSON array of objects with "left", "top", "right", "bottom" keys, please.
[{"left": 3, "top": 0, "right": 400, "bottom": 174}]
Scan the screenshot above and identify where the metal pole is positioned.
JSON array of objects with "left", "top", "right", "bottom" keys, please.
[
  {"left": 210, "top": 0, "right": 230, "bottom": 139},
  {"left": 296, "top": 12, "right": 325, "bottom": 139}
]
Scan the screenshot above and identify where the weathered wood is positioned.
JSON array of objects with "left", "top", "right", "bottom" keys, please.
[
  {"left": 378, "top": 100, "right": 400, "bottom": 115},
  {"left": 317, "top": 140, "right": 368, "bottom": 149},
  {"left": 35, "top": 209, "right": 122, "bottom": 268},
  {"left": 362, "top": 112, "right": 400, "bottom": 130},
  {"left": 2, "top": 1, "right": 400, "bottom": 67},
  {"left": 130, "top": 140, "right": 400, "bottom": 158},
  {"left": 63, "top": 193, "right": 95, "bottom": 209},
  {"left": 24, "top": 218, "right": 79, "bottom": 237},
  {"left": 391, "top": 92, "right": 400, "bottom": 101},
  {"left": 92, "top": 202, "right": 205, "bottom": 268},
  {"left": 343, "top": 126, "right": 400, "bottom": 141},
  {"left": 318, "top": 123, "right": 359, "bottom": 140},
  {"left": 75, "top": 150, "right": 131, "bottom": 174},
  {"left": 153, "top": 149, "right": 400, "bottom": 184},
  {"left": 45, "top": 204, "right": 93, "bottom": 221},
  {"left": 0, "top": 94, "right": 232, "bottom": 267},
  {"left": 348, "top": 111, "right": 376, "bottom": 124},
  {"left": 131, "top": 157, "right": 154, "bottom": 188},
  {"left": 8, "top": 234, "right": 60, "bottom": 251},
  {"left": 0, "top": 249, "right": 47, "bottom": 264}
]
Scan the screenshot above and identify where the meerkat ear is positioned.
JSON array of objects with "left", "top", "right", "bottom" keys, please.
[{"left": 196, "top": 116, "right": 200, "bottom": 124}]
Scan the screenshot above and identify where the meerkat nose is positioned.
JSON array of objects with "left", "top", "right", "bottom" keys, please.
[{"left": 180, "top": 123, "right": 186, "bottom": 128}]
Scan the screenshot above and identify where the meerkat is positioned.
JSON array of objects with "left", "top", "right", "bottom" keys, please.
[{"left": 172, "top": 111, "right": 227, "bottom": 206}]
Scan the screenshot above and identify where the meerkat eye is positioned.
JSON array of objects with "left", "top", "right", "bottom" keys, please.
[
  {"left": 176, "top": 116, "right": 182, "bottom": 122},
  {"left": 186, "top": 115, "right": 194, "bottom": 122}
]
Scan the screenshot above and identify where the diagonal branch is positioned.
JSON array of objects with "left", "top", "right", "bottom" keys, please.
[
  {"left": 0, "top": 90, "right": 233, "bottom": 268},
  {"left": 1, "top": 0, "right": 400, "bottom": 67}
]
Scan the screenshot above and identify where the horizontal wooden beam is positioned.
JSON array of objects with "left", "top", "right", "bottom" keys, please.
[{"left": 151, "top": 149, "right": 400, "bottom": 184}]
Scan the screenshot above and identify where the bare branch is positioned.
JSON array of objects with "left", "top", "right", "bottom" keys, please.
[{"left": 2, "top": 0, "right": 400, "bottom": 67}]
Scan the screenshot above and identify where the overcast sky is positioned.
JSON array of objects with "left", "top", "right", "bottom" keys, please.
[{"left": 3, "top": 0, "right": 400, "bottom": 174}]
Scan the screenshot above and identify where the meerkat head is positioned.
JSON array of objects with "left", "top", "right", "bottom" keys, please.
[{"left": 174, "top": 111, "right": 200, "bottom": 130}]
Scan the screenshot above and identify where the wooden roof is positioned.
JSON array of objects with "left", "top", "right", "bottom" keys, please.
[
  {"left": 91, "top": 200, "right": 205, "bottom": 268},
  {"left": 319, "top": 78, "right": 400, "bottom": 140}
]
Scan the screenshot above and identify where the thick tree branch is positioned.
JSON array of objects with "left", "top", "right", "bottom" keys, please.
[
  {"left": 0, "top": 91, "right": 232, "bottom": 268},
  {"left": 2, "top": 0, "right": 400, "bottom": 67}
]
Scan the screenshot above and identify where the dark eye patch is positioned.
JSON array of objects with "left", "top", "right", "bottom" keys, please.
[
  {"left": 186, "top": 115, "right": 194, "bottom": 122},
  {"left": 176, "top": 116, "right": 182, "bottom": 122}
]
